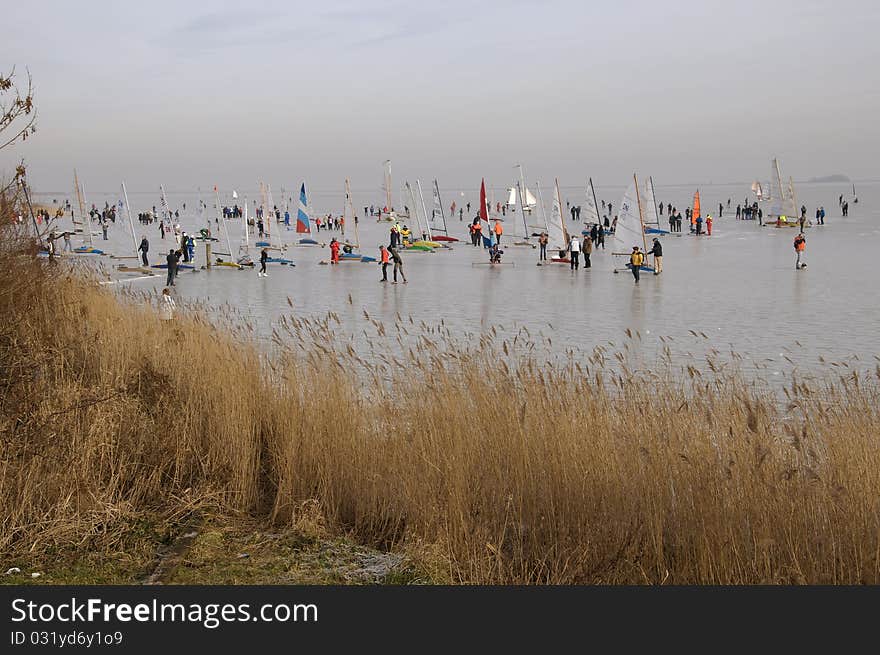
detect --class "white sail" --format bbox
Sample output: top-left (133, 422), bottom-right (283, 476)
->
top-left (404, 181), bottom-right (419, 237)
top-left (507, 187), bottom-right (517, 207)
top-left (642, 176), bottom-right (660, 226)
top-left (121, 182), bottom-right (138, 259)
top-left (416, 180), bottom-right (431, 240)
top-left (524, 188), bottom-right (537, 207)
top-left (383, 160), bottom-right (393, 212)
top-left (768, 158), bottom-right (798, 218)
top-left (547, 179), bottom-right (568, 250)
top-left (583, 177), bottom-right (601, 225)
top-left (768, 158), bottom-right (788, 216)
top-left (613, 178), bottom-right (648, 253)
top-left (431, 180), bottom-right (447, 234)
top-left (344, 178), bottom-right (358, 248)
top-left (751, 181), bottom-right (764, 200)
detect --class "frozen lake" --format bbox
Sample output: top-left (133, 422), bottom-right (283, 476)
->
top-left (35, 179), bottom-right (878, 380)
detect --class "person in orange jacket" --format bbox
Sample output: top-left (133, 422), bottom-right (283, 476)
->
top-left (330, 237), bottom-right (340, 264)
top-left (473, 219), bottom-right (483, 247)
top-left (493, 219), bottom-right (503, 245)
top-left (794, 233), bottom-right (806, 269)
top-left (379, 245), bottom-right (390, 281)
top-left (706, 214), bottom-right (713, 236)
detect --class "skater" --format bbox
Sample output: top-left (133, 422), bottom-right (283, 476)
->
top-left (629, 246), bottom-right (644, 283)
top-left (569, 235), bottom-right (581, 270)
top-left (794, 233), bottom-right (806, 269)
top-left (258, 248), bottom-right (269, 276)
top-left (165, 249), bottom-right (179, 286)
top-left (390, 246), bottom-right (407, 283)
top-left (649, 237), bottom-right (662, 274)
top-left (379, 245), bottom-right (390, 281)
top-left (138, 236), bottom-right (149, 266)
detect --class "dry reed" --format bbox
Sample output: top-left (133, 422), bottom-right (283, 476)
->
top-left (1, 225), bottom-right (878, 584)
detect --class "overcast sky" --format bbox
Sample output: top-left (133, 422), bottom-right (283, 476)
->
top-left (3, 0), bottom-right (878, 193)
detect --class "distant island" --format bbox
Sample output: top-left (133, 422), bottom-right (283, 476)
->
top-left (807, 174), bottom-right (851, 183)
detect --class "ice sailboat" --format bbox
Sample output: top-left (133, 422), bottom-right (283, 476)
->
top-left (72, 171), bottom-right (103, 254)
top-left (642, 176), bottom-right (670, 235)
top-left (765, 158), bottom-right (806, 228)
top-left (429, 180), bottom-right (458, 242)
top-left (612, 174), bottom-right (654, 274)
top-left (546, 179), bottom-right (571, 263)
top-left (296, 182), bottom-right (319, 245)
top-left (339, 178), bottom-right (376, 262)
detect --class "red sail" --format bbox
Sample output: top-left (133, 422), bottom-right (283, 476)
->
top-left (479, 178), bottom-right (488, 222)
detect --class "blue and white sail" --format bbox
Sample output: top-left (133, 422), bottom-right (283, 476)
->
top-left (296, 183), bottom-right (311, 234)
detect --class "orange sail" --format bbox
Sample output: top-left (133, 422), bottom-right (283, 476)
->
top-left (692, 190), bottom-right (701, 226)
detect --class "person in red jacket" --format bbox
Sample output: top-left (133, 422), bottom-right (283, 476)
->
top-left (330, 237), bottom-right (340, 264)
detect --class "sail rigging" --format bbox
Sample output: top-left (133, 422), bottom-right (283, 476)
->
top-left (583, 177), bottom-right (601, 225)
top-left (416, 180), bottom-right (432, 241)
top-left (159, 185), bottom-right (171, 221)
top-left (431, 179), bottom-right (448, 236)
top-left (514, 164), bottom-right (538, 213)
top-left (613, 175), bottom-right (649, 255)
top-left (382, 160), bottom-right (393, 215)
top-left (641, 176), bottom-right (660, 227)
top-left (73, 170), bottom-right (92, 247)
top-left (344, 178), bottom-right (358, 248)
top-left (545, 178), bottom-right (569, 250)
top-left (121, 182), bottom-right (138, 259)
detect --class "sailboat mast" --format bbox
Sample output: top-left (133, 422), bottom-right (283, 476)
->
top-left (258, 181), bottom-right (266, 239)
top-left (555, 178), bottom-right (569, 243)
top-left (345, 178), bottom-right (359, 248)
top-left (79, 178), bottom-right (94, 248)
top-left (537, 180), bottom-right (550, 235)
top-left (434, 179), bottom-right (448, 236)
top-left (789, 177), bottom-right (801, 224)
top-left (242, 196), bottom-right (249, 249)
top-left (633, 173), bottom-right (649, 254)
top-left (405, 182), bottom-right (419, 239)
top-left (222, 209), bottom-right (234, 258)
top-left (383, 160), bottom-right (393, 213)
top-left (416, 179), bottom-right (431, 241)
top-left (214, 186), bottom-right (222, 230)
top-left (160, 185), bottom-right (171, 221)
top-left (70, 168), bottom-right (86, 230)
top-left (517, 181), bottom-right (529, 237)
top-left (774, 158), bottom-right (785, 202)
top-left (517, 164), bottom-right (528, 212)
top-left (648, 176), bottom-right (658, 226)
top-left (589, 177), bottom-right (600, 225)
top-left (121, 182), bottom-right (139, 259)
top-left (266, 183), bottom-right (274, 243)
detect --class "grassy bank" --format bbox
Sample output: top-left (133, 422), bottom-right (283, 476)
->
top-left (1, 227), bottom-right (879, 584)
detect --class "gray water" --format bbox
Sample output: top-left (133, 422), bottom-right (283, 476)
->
top-left (35, 180), bottom-right (878, 380)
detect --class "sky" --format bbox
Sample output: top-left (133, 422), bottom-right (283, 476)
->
top-left (2, 0), bottom-right (879, 195)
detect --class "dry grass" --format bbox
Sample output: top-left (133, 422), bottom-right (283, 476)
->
top-left (1, 220), bottom-right (878, 584)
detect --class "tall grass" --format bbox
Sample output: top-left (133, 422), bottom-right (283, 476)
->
top-left (1, 227), bottom-right (878, 584)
